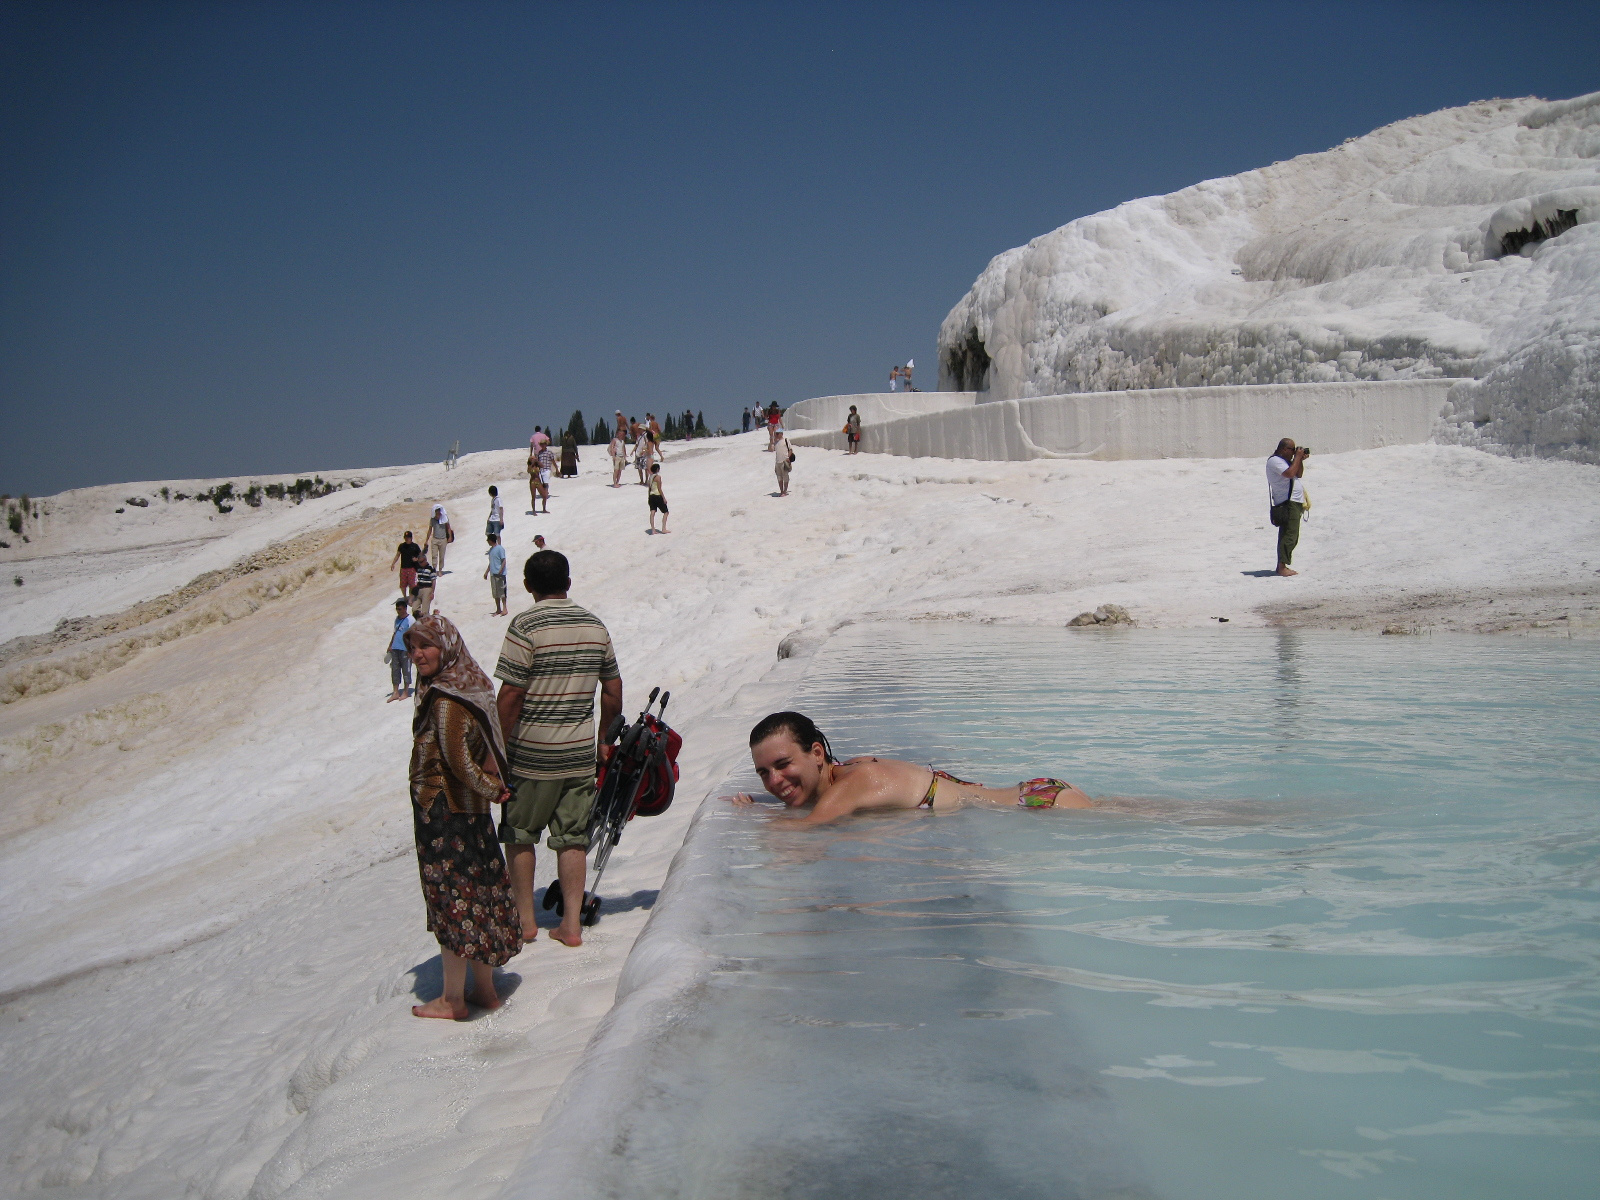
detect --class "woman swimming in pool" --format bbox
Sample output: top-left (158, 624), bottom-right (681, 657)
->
top-left (729, 711), bottom-right (1093, 825)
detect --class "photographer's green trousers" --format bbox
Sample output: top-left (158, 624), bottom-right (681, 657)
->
top-left (1276, 501), bottom-right (1303, 566)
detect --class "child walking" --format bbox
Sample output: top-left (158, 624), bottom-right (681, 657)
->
top-left (484, 532), bottom-right (508, 615)
top-left (648, 463), bottom-right (669, 534)
top-left (486, 486), bottom-right (504, 538)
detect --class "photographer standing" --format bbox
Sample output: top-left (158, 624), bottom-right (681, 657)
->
top-left (1267, 438), bottom-right (1309, 577)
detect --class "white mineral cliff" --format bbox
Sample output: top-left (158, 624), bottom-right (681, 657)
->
top-left (938, 92), bottom-right (1600, 462)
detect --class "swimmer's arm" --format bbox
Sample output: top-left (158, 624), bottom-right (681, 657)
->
top-left (801, 794), bottom-right (860, 825)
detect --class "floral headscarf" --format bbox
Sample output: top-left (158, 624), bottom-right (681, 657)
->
top-left (405, 613), bottom-right (508, 776)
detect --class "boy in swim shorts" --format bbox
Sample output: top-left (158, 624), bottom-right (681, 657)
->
top-left (647, 463), bottom-right (669, 534)
top-left (729, 711), bottom-right (1092, 825)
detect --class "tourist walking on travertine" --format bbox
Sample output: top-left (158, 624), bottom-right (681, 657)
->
top-left (648, 463), bottom-right (669, 534)
top-left (486, 487), bottom-right (504, 540)
top-left (888, 366), bottom-right (901, 392)
top-left (742, 407), bottom-right (751, 433)
top-left (608, 430), bottom-right (628, 487)
top-left (535, 442), bottom-right (556, 513)
top-left (391, 530), bottom-right (423, 597)
top-left (484, 533), bottom-right (508, 616)
top-left (773, 429), bottom-right (794, 496)
top-left (1267, 438), bottom-right (1309, 577)
top-left (424, 505), bottom-right (452, 573)
top-left (766, 401), bottom-right (782, 451)
top-left (386, 598), bottom-right (415, 702)
top-left (903, 358), bottom-right (915, 391)
top-left (412, 561), bottom-right (438, 616)
top-left (526, 439), bottom-right (541, 512)
top-left (560, 431), bottom-right (579, 478)
top-left (494, 550), bottom-right (623, 948)
top-left (405, 613), bottom-right (521, 1018)
top-left (633, 426), bottom-right (651, 485)
top-left (614, 410), bottom-right (628, 440)
top-left (844, 404), bottom-right (862, 454)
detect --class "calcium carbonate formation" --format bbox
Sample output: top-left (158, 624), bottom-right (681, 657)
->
top-left (938, 91), bottom-right (1600, 462)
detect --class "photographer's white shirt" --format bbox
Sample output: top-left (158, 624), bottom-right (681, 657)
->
top-left (1266, 456), bottom-right (1306, 505)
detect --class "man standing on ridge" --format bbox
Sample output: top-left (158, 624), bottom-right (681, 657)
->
top-left (844, 404), bottom-right (862, 454)
top-left (1266, 438), bottom-right (1309, 577)
top-left (494, 550), bottom-right (622, 948)
top-left (390, 530), bottom-right (423, 597)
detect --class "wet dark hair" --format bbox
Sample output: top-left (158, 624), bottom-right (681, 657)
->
top-left (524, 549), bottom-right (571, 595)
top-left (749, 711), bottom-right (834, 762)
top-left (403, 530), bottom-right (413, 539)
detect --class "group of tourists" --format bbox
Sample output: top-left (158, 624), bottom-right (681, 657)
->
top-left (888, 360), bottom-right (915, 391)
top-left (607, 411), bottom-right (661, 488)
top-left (397, 539), bottom-right (1095, 1019)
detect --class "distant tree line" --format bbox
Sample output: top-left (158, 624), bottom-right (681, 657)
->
top-left (562, 410), bottom-right (710, 444)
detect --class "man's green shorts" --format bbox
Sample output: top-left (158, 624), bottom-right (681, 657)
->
top-left (501, 775), bottom-right (596, 851)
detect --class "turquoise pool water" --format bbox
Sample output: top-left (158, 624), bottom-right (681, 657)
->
top-left (520, 626), bottom-right (1600, 1199)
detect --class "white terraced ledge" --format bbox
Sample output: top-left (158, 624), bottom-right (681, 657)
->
top-left (787, 379), bottom-right (1456, 461)
top-left (783, 391), bottom-right (977, 432)
top-left (936, 91), bottom-right (1600, 462)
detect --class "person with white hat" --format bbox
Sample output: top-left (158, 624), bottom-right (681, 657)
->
top-left (423, 504), bottom-right (453, 573)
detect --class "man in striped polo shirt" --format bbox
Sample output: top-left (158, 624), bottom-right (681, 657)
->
top-left (494, 550), bottom-right (623, 948)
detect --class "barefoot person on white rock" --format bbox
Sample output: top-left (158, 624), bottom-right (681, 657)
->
top-left (404, 613), bottom-right (522, 1019)
top-left (494, 551), bottom-right (623, 949)
top-left (729, 711), bottom-right (1092, 825)
top-left (1267, 438), bottom-right (1309, 577)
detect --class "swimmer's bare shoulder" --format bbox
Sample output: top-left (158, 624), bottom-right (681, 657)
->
top-left (804, 758), bottom-right (929, 824)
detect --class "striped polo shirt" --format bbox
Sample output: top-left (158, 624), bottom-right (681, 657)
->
top-left (494, 599), bottom-right (620, 780)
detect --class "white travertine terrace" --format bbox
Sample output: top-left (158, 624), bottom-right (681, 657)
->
top-left (782, 391), bottom-right (977, 432)
top-left (789, 379), bottom-right (1452, 461)
top-left (938, 91), bottom-right (1600, 461)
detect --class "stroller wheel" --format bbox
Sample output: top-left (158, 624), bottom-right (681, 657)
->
top-left (581, 895), bottom-right (602, 926)
top-left (542, 885), bottom-right (562, 914)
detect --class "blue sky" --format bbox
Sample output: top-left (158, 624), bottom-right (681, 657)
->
top-left (3, 0), bottom-right (1596, 495)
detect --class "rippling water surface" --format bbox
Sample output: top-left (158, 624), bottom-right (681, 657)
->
top-left (562, 627), bottom-right (1600, 1199)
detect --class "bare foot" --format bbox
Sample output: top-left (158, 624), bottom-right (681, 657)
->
top-left (520, 925), bottom-right (539, 942)
top-left (472, 992), bottom-right (503, 1011)
top-left (387, 694), bottom-right (400, 703)
top-left (412, 997), bottom-right (468, 1020)
top-left (1276, 565), bottom-right (1298, 577)
top-left (550, 927), bottom-right (583, 948)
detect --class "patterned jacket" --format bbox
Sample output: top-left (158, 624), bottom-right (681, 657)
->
top-left (410, 694), bottom-right (504, 816)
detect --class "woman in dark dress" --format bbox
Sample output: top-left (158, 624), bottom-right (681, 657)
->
top-left (559, 431), bottom-right (579, 477)
top-left (405, 613), bottom-right (523, 1019)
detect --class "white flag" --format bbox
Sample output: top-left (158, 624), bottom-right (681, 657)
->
top-left (906, 358), bottom-right (914, 369)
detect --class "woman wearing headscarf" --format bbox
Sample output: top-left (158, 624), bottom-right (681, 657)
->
top-left (559, 429), bottom-right (579, 478)
top-left (405, 613), bottom-right (523, 1019)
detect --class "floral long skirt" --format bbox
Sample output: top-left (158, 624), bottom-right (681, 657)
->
top-left (413, 802), bottom-right (523, 967)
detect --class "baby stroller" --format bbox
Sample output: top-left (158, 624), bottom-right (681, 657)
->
top-left (544, 687), bottom-right (682, 927)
